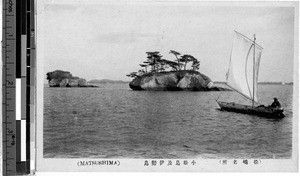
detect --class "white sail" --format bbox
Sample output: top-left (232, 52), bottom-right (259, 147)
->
top-left (226, 31), bottom-right (263, 102)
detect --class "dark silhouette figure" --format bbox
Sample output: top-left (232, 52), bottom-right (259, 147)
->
top-left (270, 97), bottom-right (281, 108)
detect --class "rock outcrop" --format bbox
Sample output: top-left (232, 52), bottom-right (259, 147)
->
top-left (46, 70), bottom-right (95, 87)
top-left (59, 78), bottom-right (87, 87)
top-left (129, 70), bottom-right (230, 91)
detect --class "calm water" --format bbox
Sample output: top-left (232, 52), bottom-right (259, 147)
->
top-left (44, 84), bottom-right (293, 158)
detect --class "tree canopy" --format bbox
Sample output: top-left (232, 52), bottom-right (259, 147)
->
top-left (126, 50), bottom-right (200, 78)
top-left (46, 70), bottom-right (76, 82)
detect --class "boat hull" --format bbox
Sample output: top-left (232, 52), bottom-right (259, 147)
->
top-left (216, 101), bottom-right (285, 118)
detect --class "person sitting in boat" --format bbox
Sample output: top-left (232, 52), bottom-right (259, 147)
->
top-left (270, 97), bottom-right (281, 108)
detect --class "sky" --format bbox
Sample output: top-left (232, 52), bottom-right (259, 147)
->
top-left (42, 1), bottom-right (296, 82)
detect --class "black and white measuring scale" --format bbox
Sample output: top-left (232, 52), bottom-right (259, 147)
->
top-left (2, 0), bottom-right (35, 175)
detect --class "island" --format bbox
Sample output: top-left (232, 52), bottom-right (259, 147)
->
top-left (127, 51), bottom-right (230, 91)
top-left (46, 70), bottom-right (97, 87)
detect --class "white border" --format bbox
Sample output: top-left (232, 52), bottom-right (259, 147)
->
top-left (35, 0), bottom-right (299, 173)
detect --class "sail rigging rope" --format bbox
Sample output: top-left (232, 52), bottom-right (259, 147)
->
top-left (245, 43), bottom-right (254, 101)
top-left (234, 30), bottom-right (263, 49)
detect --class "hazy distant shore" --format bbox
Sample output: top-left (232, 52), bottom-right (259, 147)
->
top-left (214, 82), bottom-right (293, 85)
top-left (88, 79), bottom-right (131, 84)
top-left (44, 81), bottom-right (293, 87)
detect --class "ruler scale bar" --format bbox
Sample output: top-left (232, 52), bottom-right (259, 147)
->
top-left (21, 35), bottom-right (26, 77)
top-left (15, 79), bottom-right (21, 120)
top-left (15, 0), bottom-right (21, 78)
top-left (21, 0), bottom-right (27, 35)
top-left (26, 12), bottom-right (30, 48)
top-left (21, 120), bottom-right (26, 161)
top-left (27, 0), bottom-right (30, 11)
top-left (27, 0), bottom-right (34, 172)
top-left (3, 0), bottom-right (34, 175)
top-left (16, 121), bottom-right (20, 162)
top-left (29, 0), bottom-right (35, 172)
top-left (2, 4), bottom-right (17, 176)
top-left (21, 78), bottom-right (26, 120)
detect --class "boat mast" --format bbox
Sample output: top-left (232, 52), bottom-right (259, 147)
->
top-left (252, 34), bottom-right (256, 107)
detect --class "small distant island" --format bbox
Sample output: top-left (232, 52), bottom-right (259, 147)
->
top-left (88, 79), bottom-right (130, 84)
top-left (46, 70), bottom-right (97, 87)
top-left (127, 50), bottom-right (230, 91)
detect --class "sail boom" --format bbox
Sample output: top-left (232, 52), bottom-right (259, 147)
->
top-left (226, 83), bottom-right (258, 104)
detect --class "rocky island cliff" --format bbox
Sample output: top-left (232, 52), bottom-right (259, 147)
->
top-left (129, 70), bottom-right (228, 91)
top-left (46, 70), bottom-right (96, 87)
top-left (127, 51), bottom-right (230, 91)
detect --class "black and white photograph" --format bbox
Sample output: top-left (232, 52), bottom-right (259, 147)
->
top-left (36, 0), bottom-right (298, 172)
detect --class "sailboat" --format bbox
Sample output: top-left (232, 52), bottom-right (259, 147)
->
top-left (216, 31), bottom-right (284, 118)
